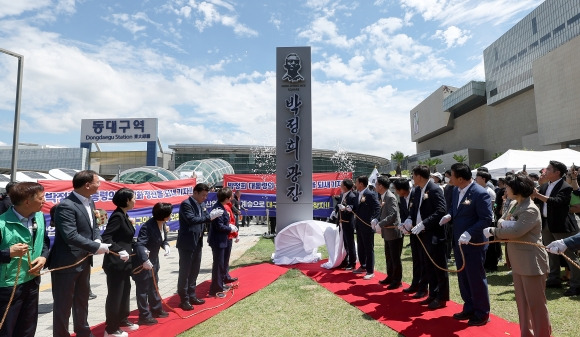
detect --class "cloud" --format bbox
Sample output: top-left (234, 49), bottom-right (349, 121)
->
top-left (0, 0), bottom-right (51, 19)
top-left (400, 0), bottom-right (543, 26)
top-left (106, 13), bottom-right (148, 34)
top-left (298, 17), bottom-right (358, 49)
top-left (433, 25), bottom-right (471, 48)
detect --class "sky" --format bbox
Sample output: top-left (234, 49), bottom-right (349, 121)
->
top-left (0, 0), bottom-right (544, 159)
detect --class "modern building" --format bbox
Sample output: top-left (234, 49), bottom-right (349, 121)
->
top-left (409, 0), bottom-right (580, 172)
top-left (169, 144), bottom-right (389, 178)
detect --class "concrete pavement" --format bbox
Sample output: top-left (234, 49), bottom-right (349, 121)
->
top-left (35, 222), bottom-right (268, 337)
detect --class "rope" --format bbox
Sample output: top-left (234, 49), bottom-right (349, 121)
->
top-left (0, 253), bottom-right (22, 330)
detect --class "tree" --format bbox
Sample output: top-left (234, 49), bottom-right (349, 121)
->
top-left (453, 154), bottom-right (467, 163)
top-left (472, 163), bottom-right (482, 169)
top-left (419, 158), bottom-right (442, 172)
top-left (391, 151), bottom-right (407, 176)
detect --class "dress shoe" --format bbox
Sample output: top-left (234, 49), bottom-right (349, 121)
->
top-left (378, 277), bottom-right (392, 285)
top-left (137, 317), bottom-right (158, 326)
top-left (152, 310), bottom-right (169, 318)
top-left (179, 301), bottom-right (194, 311)
top-left (412, 291), bottom-right (427, 299)
top-left (386, 282), bottom-right (401, 290)
top-left (467, 316), bottom-right (490, 326)
top-left (419, 296), bottom-right (435, 305)
top-left (119, 320), bottom-right (139, 332)
top-left (563, 287), bottom-right (580, 296)
top-left (225, 277), bottom-right (238, 283)
top-left (363, 273), bottom-right (374, 280)
top-left (453, 311), bottom-right (474, 320)
top-left (402, 286), bottom-right (418, 294)
top-left (209, 292), bottom-right (226, 298)
top-left (190, 297), bottom-right (206, 305)
top-left (89, 292), bottom-right (97, 300)
top-left (352, 267), bottom-right (366, 274)
top-left (343, 266), bottom-right (354, 271)
top-left (427, 299), bottom-right (446, 309)
top-left (223, 284), bottom-right (232, 291)
top-left (104, 329), bottom-right (128, 337)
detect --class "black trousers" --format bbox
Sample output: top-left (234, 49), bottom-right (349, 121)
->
top-left (51, 261), bottom-right (92, 337)
top-left (105, 269), bottom-right (132, 332)
top-left (384, 237), bottom-right (404, 283)
top-left (425, 236), bottom-right (450, 301)
top-left (341, 223), bottom-right (356, 267)
top-left (177, 236), bottom-right (203, 301)
top-left (0, 278), bottom-right (40, 337)
top-left (224, 239), bottom-right (233, 280)
top-left (410, 234), bottom-right (428, 291)
top-left (134, 263), bottom-right (162, 320)
top-left (356, 225), bottom-right (375, 274)
top-left (210, 246), bottom-right (226, 295)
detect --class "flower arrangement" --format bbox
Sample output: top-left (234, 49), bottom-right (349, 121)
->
top-left (462, 199), bottom-right (471, 205)
top-left (360, 196), bottom-right (366, 203)
top-left (423, 192), bottom-right (429, 200)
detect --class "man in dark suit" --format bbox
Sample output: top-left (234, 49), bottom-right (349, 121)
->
top-left (348, 175), bottom-right (380, 279)
top-left (373, 176), bottom-right (403, 289)
top-left (176, 183), bottom-right (223, 310)
top-left (48, 170), bottom-right (111, 337)
top-left (446, 163), bottom-right (493, 326)
top-left (335, 178), bottom-right (358, 270)
top-left (532, 160), bottom-right (580, 295)
top-left (394, 179), bottom-right (428, 297)
top-left (401, 165), bottom-right (448, 310)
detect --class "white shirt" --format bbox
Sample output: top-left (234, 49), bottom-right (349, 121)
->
top-left (416, 184), bottom-right (428, 224)
top-left (457, 180), bottom-right (475, 208)
top-left (358, 187), bottom-right (368, 203)
top-left (543, 178), bottom-right (562, 217)
top-left (73, 191), bottom-right (94, 228)
top-left (12, 209), bottom-right (36, 236)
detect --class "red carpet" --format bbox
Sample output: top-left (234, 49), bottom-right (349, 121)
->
top-left (89, 263), bottom-right (287, 337)
top-left (294, 261), bottom-right (521, 337)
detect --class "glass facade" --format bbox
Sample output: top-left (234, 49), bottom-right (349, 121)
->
top-left (174, 159), bottom-right (235, 186)
top-left (0, 147), bottom-right (88, 171)
top-left (484, 0), bottom-right (580, 105)
top-left (170, 144), bottom-right (389, 179)
top-left (116, 166), bottom-right (179, 184)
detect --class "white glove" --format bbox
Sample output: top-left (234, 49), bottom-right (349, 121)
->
top-left (371, 219), bottom-right (378, 227)
top-left (94, 239), bottom-right (102, 243)
top-left (338, 204), bottom-right (346, 211)
top-left (411, 222), bottom-right (425, 235)
top-left (142, 260), bottom-right (153, 270)
top-left (401, 227), bottom-right (410, 235)
top-left (403, 218), bottom-right (413, 231)
top-left (546, 239), bottom-right (567, 254)
top-left (210, 208), bottom-right (224, 220)
top-left (329, 211), bottom-right (337, 219)
top-left (373, 224), bottom-right (381, 234)
top-left (229, 224), bottom-right (239, 233)
top-left (346, 205), bottom-right (353, 212)
top-left (95, 243), bottom-right (111, 255)
top-left (483, 227), bottom-right (494, 239)
top-left (163, 244), bottom-right (171, 256)
top-left (458, 231), bottom-right (471, 245)
top-left (118, 250), bottom-right (130, 262)
top-left (439, 214), bottom-right (451, 226)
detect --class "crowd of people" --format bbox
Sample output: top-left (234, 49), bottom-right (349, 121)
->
top-left (331, 160), bottom-right (580, 337)
top-left (0, 170), bottom-right (241, 337)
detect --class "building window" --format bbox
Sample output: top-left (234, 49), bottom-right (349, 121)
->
top-left (531, 17), bottom-right (537, 34)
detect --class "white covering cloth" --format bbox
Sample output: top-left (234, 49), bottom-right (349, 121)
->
top-left (272, 220), bottom-right (346, 267)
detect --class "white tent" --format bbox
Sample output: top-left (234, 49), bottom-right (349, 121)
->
top-left (478, 149), bottom-right (580, 179)
top-left (272, 219), bottom-right (345, 267)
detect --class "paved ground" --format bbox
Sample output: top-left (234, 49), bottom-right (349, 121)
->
top-left (35, 222), bottom-right (269, 337)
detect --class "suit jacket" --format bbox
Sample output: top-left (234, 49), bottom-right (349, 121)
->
top-left (449, 182), bottom-right (493, 253)
top-left (378, 189), bottom-right (402, 241)
top-left (135, 217), bottom-right (168, 267)
top-left (207, 203), bottom-right (231, 249)
top-left (409, 181), bottom-right (446, 240)
top-left (177, 196), bottom-right (211, 250)
top-left (335, 190), bottom-right (358, 229)
top-left (102, 208), bottom-right (135, 273)
top-left (495, 198), bottom-right (548, 276)
top-left (47, 193), bottom-right (101, 272)
top-left (354, 187), bottom-right (381, 234)
top-left (398, 188), bottom-right (414, 222)
top-left (535, 180), bottom-right (575, 233)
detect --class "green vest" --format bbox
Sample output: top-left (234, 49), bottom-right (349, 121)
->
top-left (0, 209), bottom-right (45, 287)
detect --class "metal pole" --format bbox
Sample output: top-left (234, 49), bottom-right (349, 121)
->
top-left (0, 48), bottom-right (23, 183)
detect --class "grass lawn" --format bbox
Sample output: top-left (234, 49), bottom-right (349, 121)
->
top-left (180, 235), bottom-right (579, 336)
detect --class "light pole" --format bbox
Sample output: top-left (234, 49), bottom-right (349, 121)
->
top-left (0, 48), bottom-right (23, 182)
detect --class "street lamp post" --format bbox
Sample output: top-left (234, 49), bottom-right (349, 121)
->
top-left (0, 48), bottom-right (23, 182)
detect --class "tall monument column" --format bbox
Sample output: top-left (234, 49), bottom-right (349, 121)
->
top-left (275, 47), bottom-right (313, 232)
